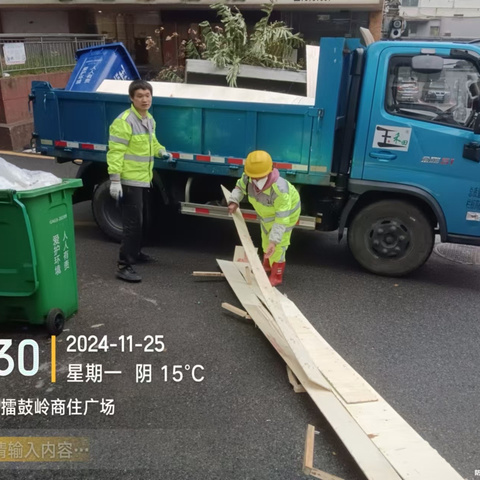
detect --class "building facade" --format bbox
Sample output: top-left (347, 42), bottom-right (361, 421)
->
top-left (0, 0), bottom-right (385, 70)
top-left (400, 0), bottom-right (480, 40)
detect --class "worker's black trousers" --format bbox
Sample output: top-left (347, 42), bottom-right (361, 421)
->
top-left (118, 185), bottom-right (148, 267)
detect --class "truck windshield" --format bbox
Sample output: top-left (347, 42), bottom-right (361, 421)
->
top-left (386, 55), bottom-right (480, 129)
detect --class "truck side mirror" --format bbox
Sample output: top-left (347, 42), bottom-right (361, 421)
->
top-left (412, 55), bottom-right (444, 74)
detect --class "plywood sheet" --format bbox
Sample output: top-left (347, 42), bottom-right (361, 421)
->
top-left (220, 259), bottom-right (463, 480)
top-left (218, 259), bottom-right (402, 480)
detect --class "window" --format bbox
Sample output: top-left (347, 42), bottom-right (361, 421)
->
top-left (385, 56), bottom-right (480, 130)
top-left (402, 0), bottom-right (419, 6)
top-left (430, 26), bottom-right (440, 36)
top-left (408, 23), bottom-right (418, 35)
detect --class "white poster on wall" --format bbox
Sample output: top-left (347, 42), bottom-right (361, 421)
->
top-left (3, 43), bottom-right (26, 65)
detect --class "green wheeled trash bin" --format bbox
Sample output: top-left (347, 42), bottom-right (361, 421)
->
top-left (0, 179), bottom-right (82, 335)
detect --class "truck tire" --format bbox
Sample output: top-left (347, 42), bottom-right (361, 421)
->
top-left (347, 200), bottom-right (434, 276)
top-left (92, 180), bottom-right (123, 243)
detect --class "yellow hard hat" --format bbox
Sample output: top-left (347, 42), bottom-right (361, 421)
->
top-left (244, 150), bottom-right (273, 178)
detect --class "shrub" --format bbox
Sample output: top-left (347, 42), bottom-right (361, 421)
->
top-left (148, 3), bottom-right (305, 87)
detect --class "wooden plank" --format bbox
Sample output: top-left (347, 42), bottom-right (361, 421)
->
top-left (218, 260), bottom-right (294, 361)
top-left (218, 259), bottom-right (402, 480)
top-left (303, 424), bottom-right (316, 470)
top-left (304, 426), bottom-right (346, 480)
top-left (298, 383), bottom-right (402, 480)
top-left (192, 271), bottom-right (225, 277)
top-left (220, 259), bottom-right (464, 480)
top-left (287, 365), bottom-right (306, 393)
top-left (243, 264), bottom-right (253, 285)
top-left (277, 291), bottom-right (378, 405)
top-left (221, 185), bottom-right (331, 391)
top-left (273, 290), bottom-right (464, 479)
top-left (233, 261), bottom-right (286, 342)
top-left (346, 400), bottom-right (464, 480)
top-left (308, 468), bottom-right (345, 480)
top-left (221, 302), bottom-right (251, 320)
top-left (233, 245), bottom-right (250, 263)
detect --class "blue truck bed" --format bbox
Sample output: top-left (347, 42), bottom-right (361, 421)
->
top-left (32, 38), bottom-right (360, 187)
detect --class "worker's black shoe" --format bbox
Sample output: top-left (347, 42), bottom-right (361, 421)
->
top-left (116, 265), bottom-right (142, 283)
top-left (136, 252), bottom-right (155, 264)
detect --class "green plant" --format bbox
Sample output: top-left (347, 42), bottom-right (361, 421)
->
top-left (148, 3), bottom-right (304, 87)
top-left (156, 65), bottom-right (185, 83)
top-left (196, 2), bottom-right (304, 87)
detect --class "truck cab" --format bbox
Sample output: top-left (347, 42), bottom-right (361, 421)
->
top-left (346, 40), bottom-right (480, 274)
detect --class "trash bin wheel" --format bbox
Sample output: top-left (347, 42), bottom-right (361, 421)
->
top-left (46, 309), bottom-right (65, 335)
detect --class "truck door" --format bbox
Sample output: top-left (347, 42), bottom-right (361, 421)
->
top-left (363, 46), bottom-right (480, 240)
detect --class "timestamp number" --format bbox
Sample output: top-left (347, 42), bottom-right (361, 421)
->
top-left (65, 335), bottom-right (165, 353)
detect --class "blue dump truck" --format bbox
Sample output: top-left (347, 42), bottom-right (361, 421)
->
top-left (30, 37), bottom-right (480, 276)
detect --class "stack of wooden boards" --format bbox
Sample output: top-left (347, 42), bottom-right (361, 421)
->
top-left (216, 186), bottom-right (463, 480)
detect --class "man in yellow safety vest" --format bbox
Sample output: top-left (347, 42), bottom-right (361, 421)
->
top-left (228, 150), bottom-right (301, 287)
top-left (107, 79), bottom-right (170, 283)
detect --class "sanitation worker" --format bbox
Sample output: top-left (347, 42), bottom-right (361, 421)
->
top-left (107, 79), bottom-right (171, 283)
top-left (227, 150), bottom-right (301, 286)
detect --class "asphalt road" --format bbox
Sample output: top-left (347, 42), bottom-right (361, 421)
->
top-left (1, 152), bottom-right (480, 480)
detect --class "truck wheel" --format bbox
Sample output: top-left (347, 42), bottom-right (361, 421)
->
top-left (92, 180), bottom-right (123, 243)
top-left (46, 308), bottom-right (65, 335)
top-left (347, 200), bottom-right (434, 276)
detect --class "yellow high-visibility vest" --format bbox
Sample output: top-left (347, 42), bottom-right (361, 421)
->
top-left (231, 173), bottom-right (301, 243)
top-left (107, 105), bottom-right (165, 187)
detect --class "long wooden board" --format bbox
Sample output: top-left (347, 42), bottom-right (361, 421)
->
top-left (278, 292), bottom-right (378, 404)
top-left (275, 291), bottom-right (464, 479)
top-left (221, 185), bottom-right (331, 391)
top-left (220, 258), bottom-right (463, 480)
top-left (218, 259), bottom-right (402, 480)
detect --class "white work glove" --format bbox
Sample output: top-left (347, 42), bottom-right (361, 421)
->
top-left (160, 149), bottom-right (172, 161)
top-left (228, 202), bottom-right (238, 214)
top-left (110, 179), bottom-right (123, 201)
top-left (264, 242), bottom-right (276, 259)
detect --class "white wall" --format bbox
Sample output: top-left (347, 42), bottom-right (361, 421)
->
top-left (441, 17), bottom-right (480, 37)
top-left (420, 0), bottom-right (453, 7)
top-left (452, 0), bottom-right (480, 9)
top-left (401, 0), bottom-right (480, 17)
top-left (1, 10), bottom-right (69, 34)
top-left (408, 17), bottom-right (480, 38)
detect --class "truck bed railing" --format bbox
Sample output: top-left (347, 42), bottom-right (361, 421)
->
top-left (181, 202), bottom-right (317, 230)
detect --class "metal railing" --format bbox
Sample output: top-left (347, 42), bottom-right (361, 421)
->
top-left (0, 34), bottom-right (106, 76)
